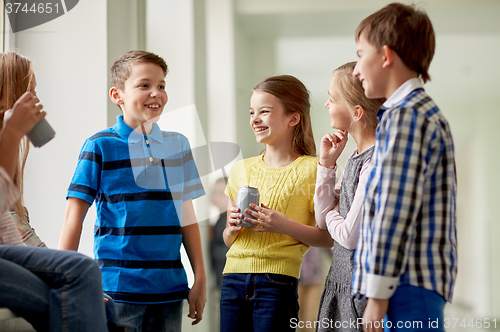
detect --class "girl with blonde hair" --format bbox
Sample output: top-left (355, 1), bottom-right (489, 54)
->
top-left (0, 52), bottom-right (46, 247)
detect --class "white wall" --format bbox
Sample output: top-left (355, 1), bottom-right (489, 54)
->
top-left (16, 0), bottom-right (108, 256)
top-left (106, 0), bottom-right (146, 127)
top-left (426, 33), bottom-right (500, 318)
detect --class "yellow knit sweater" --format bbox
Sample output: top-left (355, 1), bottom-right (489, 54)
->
top-left (223, 154), bottom-right (318, 279)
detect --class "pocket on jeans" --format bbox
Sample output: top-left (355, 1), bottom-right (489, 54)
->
top-left (265, 273), bottom-right (297, 286)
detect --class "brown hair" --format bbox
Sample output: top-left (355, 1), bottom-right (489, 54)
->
top-left (0, 52), bottom-right (34, 220)
top-left (110, 50), bottom-right (168, 91)
top-left (332, 62), bottom-right (385, 131)
top-left (253, 75), bottom-right (316, 157)
top-left (355, 2), bottom-right (435, 83)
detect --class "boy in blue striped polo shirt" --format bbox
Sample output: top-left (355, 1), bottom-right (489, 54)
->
top-left (59, 51), bottom-right (206, 331)
top-left (351, 3), bottom-right (457, 332)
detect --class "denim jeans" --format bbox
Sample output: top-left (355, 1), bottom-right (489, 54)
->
top-left (383, 284), bottom-right (446, 332)
top-left (220, 273), bottom-right (299, 332)
top-left (0, 245), bottom-right (108, 332)
top-left (114, 300), bottom-right (183, 332)
top-left (104, 293), bottom-right (122, 331)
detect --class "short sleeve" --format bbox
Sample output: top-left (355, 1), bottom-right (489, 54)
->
top-left (307, 160), bottom-right (318, 214)
top-left (309, 180), bottom-right (315, 214)
top-left (67, 139), bottom-right (102, 205)
top-left (224, 161), bottom-right (241, 201)
top-left (181, 137), bottom-right (205, 201)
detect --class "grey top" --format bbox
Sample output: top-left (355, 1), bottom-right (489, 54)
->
top-left (339, 146), bottom-right (374, 219)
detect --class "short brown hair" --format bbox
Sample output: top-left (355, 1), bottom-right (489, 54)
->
top-left (253, 75), bottom-right (316, 157)
top-left (110, 51), bottom-right (168, 91)
top-left (333, 62), bottom-right (385, 131)
top-left (355, 2), bottom-right (435, 83)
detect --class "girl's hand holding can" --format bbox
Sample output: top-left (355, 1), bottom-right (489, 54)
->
top-left (226, 206), bottom-right (244, 237)
top-left (244, 203), bottom-right (291, 234)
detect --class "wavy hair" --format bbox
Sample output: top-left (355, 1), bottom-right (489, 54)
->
top-left (0, 52), bottom-right (34, 220)
top-left (253, 75), bottom-right (316, 157)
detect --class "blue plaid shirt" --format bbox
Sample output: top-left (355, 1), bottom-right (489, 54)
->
top-left (352, 78), bottom-right (458, 301)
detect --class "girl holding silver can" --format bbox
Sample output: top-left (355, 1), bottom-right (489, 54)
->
top-left (221, 75), bottom-right (333, 332)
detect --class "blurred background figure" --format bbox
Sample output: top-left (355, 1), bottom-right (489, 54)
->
top-left (208, 177), bottom-right (229, 331)
top-left (298, 247), bottom-right (331, 332)
top-left (209, 177), bottom-right (229, 289)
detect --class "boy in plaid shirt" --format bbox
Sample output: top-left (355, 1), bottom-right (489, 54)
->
top-left (352, 3), bottom-right (458, 331)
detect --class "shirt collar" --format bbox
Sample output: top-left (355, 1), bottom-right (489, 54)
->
top-left (148, 122), bottom-right (163, 144)
top-left (114, 115), bottom-right (134, 140)
top-left (114, 115), bottom-right (163, 144)
top-left (382, 77), bottom-right (424, 109)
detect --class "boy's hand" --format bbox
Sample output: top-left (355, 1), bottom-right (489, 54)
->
top-left (245, 203), bottom-right (290, 234)
top-left (187, 279), bottom-right (206, 325)
top-left (319, 130), bottom-right (348, 169)
top-left (3, 91), bottom-right (45, 140)
top-left (225, 206), bottom-right (243, 237)
top-left (362, 298), bottom-right (389, 332)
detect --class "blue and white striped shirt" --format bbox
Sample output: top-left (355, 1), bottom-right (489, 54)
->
top-left (352, 78), bottom-right (458, 301)
top-left (67, 115), bottom-right (204, 304)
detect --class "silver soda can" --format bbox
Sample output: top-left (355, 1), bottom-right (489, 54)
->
top-left (236, 185), bottom-right (260, 228)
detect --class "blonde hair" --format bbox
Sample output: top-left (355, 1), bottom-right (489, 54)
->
top-left (253, 75), bottom-right (316, 157)
top-left (332, 62), bottom-right (385, 131)
top-left (0, 52), bottom-right (34, 221)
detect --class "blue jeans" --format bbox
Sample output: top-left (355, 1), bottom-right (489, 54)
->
top-left (104, 293), bottom-right (122, 331)
top-left (0, 245), bottom-right (108, 332)
top-left (384, 284), bottom-right (445, 332)
top-left (220, 273), bottom-right (299, 332)
top-left (114, 300), bottom-right (183, 332)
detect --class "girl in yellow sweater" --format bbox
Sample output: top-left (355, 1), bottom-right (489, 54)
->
top-left (221, 75), bottom-right (332, 332)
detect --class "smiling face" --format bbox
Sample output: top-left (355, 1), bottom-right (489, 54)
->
top-left (249, 90), bottom-right (296, 145)
top-left (113, 62), bottom-right (168, 130)
top-left (353, 31), bottom-right (386, 99)
top-left (325, 74), bottom-right (353, 131)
